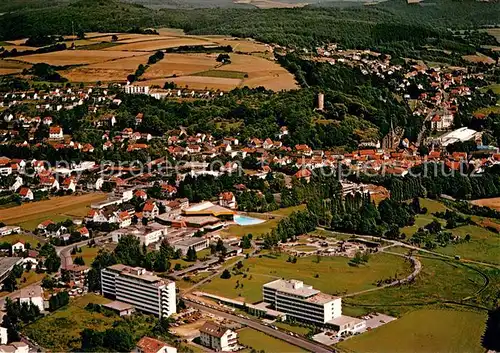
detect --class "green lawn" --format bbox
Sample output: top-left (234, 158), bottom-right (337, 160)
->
top-left (480, 83), bottom-right (500, 94)
top-left (17, 214), bottom-right (70, 231)
top-left (222, 205), bottom-right (306, 238)
top-left (199, 253), bottom-right (412, 303)
top-left (274, 322), bottom-right (311, 336)
top-left (440, 225), bottom-right (500, 265)
top-left (238, 328), bottom-right (307, 353)
top-left (23, 294), bottom-right (158, 351)
top-left (345, 256), bottom-right (486, 317)
top-left (401, 198), bottom-right (448, 236)
top-left (0, 234), bottom-right (46, 247)
top-left (337, 309), bottom-right (487, 353)
top-left (194, 70), bottom-right (246, 79)
top-left (72, 246), bottom-right (100, 265)
top-left (23, 294), bottom-right (114, 351)
top-left (290, 245), bottom-right (318, 252)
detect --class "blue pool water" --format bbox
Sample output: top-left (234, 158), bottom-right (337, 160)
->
top-left (234, 215), bottom-right (266, 226)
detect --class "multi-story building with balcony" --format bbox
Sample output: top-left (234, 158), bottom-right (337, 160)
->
top-left (263, 279), bottom-right (341, 325)
top-left (101, 264), bottom-right (176, 317)
top-left (262, 279), bottom-right (365, 335)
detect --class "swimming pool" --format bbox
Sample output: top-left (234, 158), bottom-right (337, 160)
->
top-left (234, 215), bottom-right (266, 226)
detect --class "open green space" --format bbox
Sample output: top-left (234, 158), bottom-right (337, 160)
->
top-left (337, 309), bottom-right (487, 353)
top-left (290, 245), bottom-right (318, 252)
top-left (23, 294), bottom-right (114, 351)
top-left (0, 234), bottom-right (45, 247)
top-left (480, 83), bottom-right (500, 94)
top-left (193, 70), bottom-right (246, 79)
top-left (71, 246), bottom-right (100, 265)
top-left (345, 256), bottom-right (487, 317)
top-left (238, 328), bottom-right (307, 353)
top-left (222, 205), bottom-right (306, 238)
top-left (23, 293), bottom-right (158, 351)
top-left (199, 253), bottom-right (412, 303)
top-left (438, 225), bottom-right (500, 265)
top-left (274, 322), bottom-right (311, 336)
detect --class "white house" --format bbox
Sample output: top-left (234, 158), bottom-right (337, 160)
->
top-left (49, 126), bottom-right (64, 139)
top-left (18, 187), bottom-right (34, 201)
top-left (11, 241), bottom-right (25, 253)
top-left (199, 321), bottom-right (238, 352)
top-left (16, 285), bottom-right (44, 312)
top-left (0, 327), bottom-right (7, 345)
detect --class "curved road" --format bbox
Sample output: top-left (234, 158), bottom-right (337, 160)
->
top-left (186, 300), bottom-right (333, 353)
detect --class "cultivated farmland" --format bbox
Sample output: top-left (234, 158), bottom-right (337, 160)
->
top-left (0, 193), bottom-right (107, 230)
top-left (8, 50), bottom-right (146, 66)
top-left (1, 31), bottom-right (298, 92)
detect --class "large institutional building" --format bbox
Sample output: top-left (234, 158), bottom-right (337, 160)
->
top-left (101, 264), bottom-right (176, 317)
top-left (263, 279), bottom-right (365, 335)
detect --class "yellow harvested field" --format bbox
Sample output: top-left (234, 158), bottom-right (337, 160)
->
top-left (4, 39), bottom-right (29, 46)
top-left (113, 36), bottom-right (175, 44)
top-left (2, 45), bottom-right (37, 52)
top-left (213, 38), bottom-right (271, 53)
top-left (143, 53), bottom-right (219, 79)
top-left (169, 75), bottom-right (243, 91)
top-left (157, 28), bottom-right (186, 36)
top-left (103, 38), bottom-right (215, 52)
top-left (61, 54), bottom-right (150, 82)
top-left (471, 197), bottom-right (500, 210)
top-left (215, 54), bottom-right (298, 90)
top-left (463, 53), bottom-right (495, 64)
top-left (0, 193), bottom-right (107, 227)
top-left (7, 50), bottom-right (146, 66)
top-left (0, 60), bottom-right (30, 75)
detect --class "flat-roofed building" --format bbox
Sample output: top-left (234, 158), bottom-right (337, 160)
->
top-left (263, 279), bottom-right (341, 324)
top-left (262, 279), bottom-right (365, 335)
top-left (101, 264), bottom-right (176, 317)
top-left (172, 237), bottom-right (209, 255)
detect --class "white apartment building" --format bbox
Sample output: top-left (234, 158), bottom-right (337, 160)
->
top-left (125, 85), bottom-right (150, 95)
top-left (199, 321), bottom-right (238, 352)
top-left (110, 222), bottom-right (168, 246)
top-left (263, 279), bottom-right (341, 325)
top-left (262, 279), bottom-right (365, 335)
top-left (101, 264), bottom-right (176, 317)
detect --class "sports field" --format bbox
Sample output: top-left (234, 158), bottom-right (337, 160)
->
top-left (0, 193), bottom-right (107, 230)
top-left (337, 309), bottom-right (487, 353)
top-left (199, 252), bottom-right (412, 303)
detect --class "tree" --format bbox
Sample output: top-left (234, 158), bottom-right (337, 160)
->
top-left (111, 35), bottom-right (119, 42)
top-left (74, 256), bottom-right (85, 266)
top-left (220, 269), bottom-right (231, 279)
top-left (114, 235), bottom-right (143, 267)
top-left (2, 273), bottom-right (17, 292)
top-left (241, 234), bottom-right (252, 249)
top-left (186, 247), bottom-right (197, 262)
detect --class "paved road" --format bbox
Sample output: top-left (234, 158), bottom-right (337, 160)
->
top-left (342, 251), bottom-right (422, 298)
top-left (185, 300), bottom-right (333, 353)
top-left (56, 235), bottom-right (112, 269)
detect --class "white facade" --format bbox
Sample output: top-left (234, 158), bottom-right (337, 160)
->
top-left (17, 286), bottom-right (44, 312)
top-left (263, 279), bottom-right (342, 324)
top-left (125, 85), bottom-right (150, 95)
top-left (101, 264), bottom-right (176, 317)
top-left (199, 322), bottom-right (238, 352)
top-left (0, 327), bottom-right (7, 345)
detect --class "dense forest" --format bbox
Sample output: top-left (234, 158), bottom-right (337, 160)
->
top-left (0, 0), bottom-right (498, 57)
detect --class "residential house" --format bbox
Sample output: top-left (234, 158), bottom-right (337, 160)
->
top-left (18, 187), bottom-right (34, 201)
top-left (219, 192), bottom-right (237, 210)
top-left (199, 321), bottom-right (238, 352)
top-left (49, 126), bottom-right (63, 139)
top-left (134, 337), bottom-right (177, 353)
top-left (143, 202), bottom-right (160, 219)
top-left (11, 241), bottom-right (25, 253)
